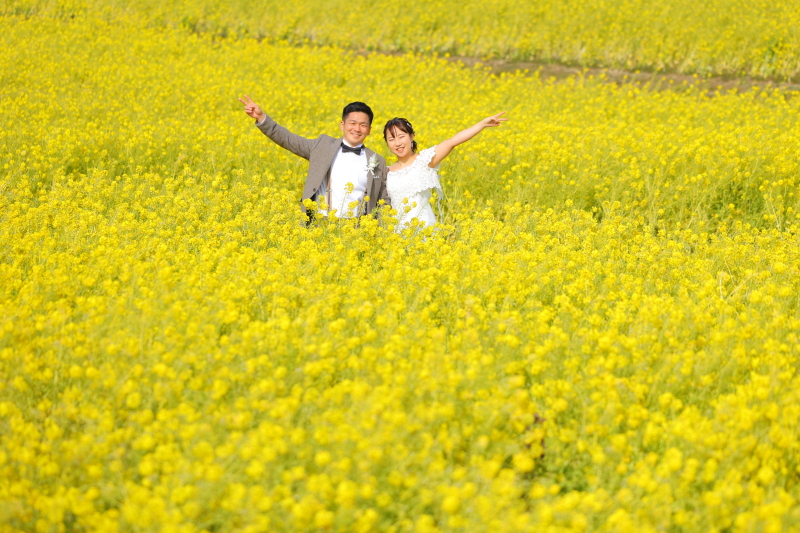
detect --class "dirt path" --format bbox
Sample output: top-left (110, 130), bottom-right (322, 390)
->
top-left (445, 56), bottom-right (800, 94)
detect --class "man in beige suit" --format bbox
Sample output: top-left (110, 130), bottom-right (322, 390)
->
top-left (239, 96), bottom-right (390, 220)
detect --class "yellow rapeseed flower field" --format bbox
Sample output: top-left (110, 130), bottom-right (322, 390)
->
top-left (2, 8), bottom-right (800, 533)
top-left (6, 0), bottom-right (800, 79)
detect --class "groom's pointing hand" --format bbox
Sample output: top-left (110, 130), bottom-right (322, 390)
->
top-left (239, 95), bottom-right (266, 123)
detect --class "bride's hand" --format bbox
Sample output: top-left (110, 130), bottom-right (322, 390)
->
top-left (480, 112), bottom-right (508, 128)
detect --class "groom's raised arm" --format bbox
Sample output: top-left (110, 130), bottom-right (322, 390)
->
top-left (239, 95), bottom-right (319, 161)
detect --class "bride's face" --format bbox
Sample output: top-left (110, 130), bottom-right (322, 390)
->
top-left (385, 127), bottom-right (414, 158)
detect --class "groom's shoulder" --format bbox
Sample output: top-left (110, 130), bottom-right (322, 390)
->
top-left (305, 134), bottom-right (336, 146)
top-left (313, 134), bottom-right (339, 147)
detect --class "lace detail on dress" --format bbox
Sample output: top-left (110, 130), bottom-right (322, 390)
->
top-left (416, 145), bottom-right (439, 169)
top-left (386, 146), bottom-right (443, 206)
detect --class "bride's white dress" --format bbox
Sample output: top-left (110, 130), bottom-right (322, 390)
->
top-left (386, 146), bottom-right (442, 230)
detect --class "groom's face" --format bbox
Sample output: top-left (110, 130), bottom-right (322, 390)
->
top-left (340, 112), bottom-right (372, 146)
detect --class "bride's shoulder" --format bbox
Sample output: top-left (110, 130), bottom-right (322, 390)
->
top-left (418, 145), bottom-right (439, 167)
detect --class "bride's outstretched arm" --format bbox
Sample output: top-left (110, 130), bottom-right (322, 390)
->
top-left (428, 112), bottom-right (507, 167)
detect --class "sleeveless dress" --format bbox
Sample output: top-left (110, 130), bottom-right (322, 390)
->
top-left (386, 146), bottom-right (443, 230)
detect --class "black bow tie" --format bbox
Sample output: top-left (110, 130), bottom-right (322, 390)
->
top-left (341, 144), bottom-right (362, 155)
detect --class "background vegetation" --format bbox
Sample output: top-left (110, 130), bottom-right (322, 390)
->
top-left (2, 3), bottom-right (800, 532)
top-left (4, 0), bottom-right (800, 79)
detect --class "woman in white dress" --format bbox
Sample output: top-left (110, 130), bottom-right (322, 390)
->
top-left (383, 113), bottom-right (507, 230)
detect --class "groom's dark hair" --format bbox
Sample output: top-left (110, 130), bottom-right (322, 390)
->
top-left (342, 102), bottom-right (374, 125)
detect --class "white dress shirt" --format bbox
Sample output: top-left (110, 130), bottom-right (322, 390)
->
top-left (320, 142), bottom-right (369, 218)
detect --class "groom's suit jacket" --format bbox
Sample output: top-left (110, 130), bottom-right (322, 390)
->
top-left (257, 115), bottom-right (390, 215)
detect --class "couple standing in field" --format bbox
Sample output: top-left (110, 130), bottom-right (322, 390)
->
top-left (238, 96), bottom-right (506, 229)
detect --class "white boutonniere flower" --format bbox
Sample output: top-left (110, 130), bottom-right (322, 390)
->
top-left (366, 154), bottom-right (379, 174)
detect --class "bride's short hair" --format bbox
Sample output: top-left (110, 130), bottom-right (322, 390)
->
top-left (383, 118), bottom-right (418, 153)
